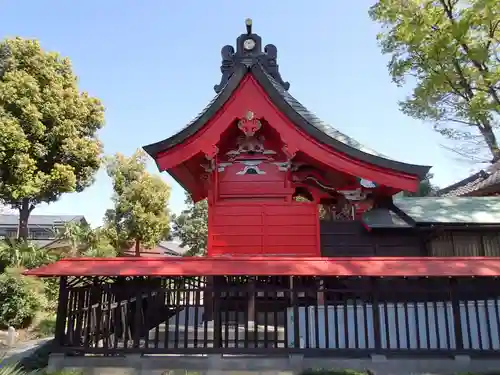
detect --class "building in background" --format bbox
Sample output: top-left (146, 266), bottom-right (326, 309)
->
top-left (438, 163), bottom-right (500, 197)
top-left (0, 214), bottom-right (87, 248)
top-left (122, 237), bottom-right (190, 257)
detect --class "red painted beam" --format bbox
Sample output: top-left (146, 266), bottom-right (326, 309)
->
top-left (23, 256), bottom-right (500, 277)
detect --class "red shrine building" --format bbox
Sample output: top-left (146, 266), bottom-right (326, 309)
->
top-left (142, 21), bottom-right (431, 258)
top-left (25, 19), bottom-right (500, 372)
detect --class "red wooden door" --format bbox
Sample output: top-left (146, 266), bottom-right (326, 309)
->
top-left (209, 202), bottom-right (319, 257)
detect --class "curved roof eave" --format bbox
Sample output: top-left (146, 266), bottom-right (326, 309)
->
top-left (142, 63), bottom-right (431, 180)
top-left (143, 65), bottom-right (249, 159)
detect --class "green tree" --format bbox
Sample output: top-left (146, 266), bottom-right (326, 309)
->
top-left (0, 38), bottom-right (105, 240)
top-left (104, 150), bottom-right (171, 256)
top-left (58, 221), bottom-right (86, 256)
top-left (369, 0), bottom-right (500, 163)
top-left (0, 267), bottom-right (47, 329)
top-left (58, 221), bottom-right (116, 257)
top-left (403, 173), bottom-right (439, 197)
top-left (173, 191), bottom-right (208, 256)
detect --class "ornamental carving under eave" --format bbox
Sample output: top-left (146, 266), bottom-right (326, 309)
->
top-left (226, 111), bottom-right (277, 161)
top-left (238, 111), bottom-right (261, 137)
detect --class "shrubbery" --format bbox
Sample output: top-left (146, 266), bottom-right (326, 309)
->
top-left (0, 268), bottom-right (47, 329)
top-left (0, 234), bottom-right (117, 331)
top-left (0, 240), bottom-right (56, 272)
top-left (42, 278), bottom-right (60, 311)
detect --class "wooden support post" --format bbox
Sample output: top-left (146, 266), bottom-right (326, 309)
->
top-left (290, 276), bottom-right (301, 349)
top-left (54, 277), bottom-right (69, 349)
top-left (450, 278), bottom-right (464, 350)
top-left (213, 277), bottom-right (222, 348)
top-left (317, 278), bottom-right (325, 305)
top-left (247, 276), bottom-right (257, 330)
top-left (371, 277), bottom-right (381, 351)
top-left (204, 276), bottom-right (214, 322)
top-left (248, 277), bottom-right (256, 326)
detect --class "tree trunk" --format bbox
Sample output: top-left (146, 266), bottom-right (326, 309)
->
top-left (135, 239), bottom-right (141, 257)
top-left (479, 125), bottom-right (500, 163)
top-left (17, 199), bottom-right (32, 241)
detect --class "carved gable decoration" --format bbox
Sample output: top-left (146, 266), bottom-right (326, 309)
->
top-left (237, 111), bottom-right (262, 136)
top-left (226, 111), bottom-right (277, 161)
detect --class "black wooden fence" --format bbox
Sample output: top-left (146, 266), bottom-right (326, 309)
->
top-left (53, 275), bottom-right (500, 357)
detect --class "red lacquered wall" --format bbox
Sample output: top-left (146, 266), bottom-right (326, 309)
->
top-left (217, 162), bottom-right (292, 199)
top-left (208, 161), bottom-right (320, 257)
top-left (209, 202), bottom-right (319, 257)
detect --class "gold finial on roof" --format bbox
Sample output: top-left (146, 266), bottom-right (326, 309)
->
top-left (245, 18), bottom-right (252, 34)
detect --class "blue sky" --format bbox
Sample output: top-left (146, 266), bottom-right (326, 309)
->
top-left (0, 0), bottom-right (477, 226)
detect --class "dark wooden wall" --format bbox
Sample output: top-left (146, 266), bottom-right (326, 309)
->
top-left (320, 221), bottom-right (500, 257)
top-left (320, 221), bottom-right (424, 257)
top-left (429, 230), bottom-right (500, 256)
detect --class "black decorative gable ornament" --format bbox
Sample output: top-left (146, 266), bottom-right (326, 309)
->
top-left (214, 19), bottom-right (290, 94)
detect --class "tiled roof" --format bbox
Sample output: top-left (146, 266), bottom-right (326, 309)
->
top-left (144, 63), bottom-right (430, 180)
top-left (362, 196), bottom-right (500, 229)
top-left (394, 197), bottom-right (500, 224)
top-left (362, 208), bottom-right (411, 228)
top-left (158, 240), bottom-right (190, 255)
top-left (0, 214), bottom-right (86, 227)
top-left (262, 70), bottom-right (384, 158)
top-left (438, 169), bottom-right (500, 197)
top-left (472, 170), bottom-right (500, 193)
top-left (122, 239), bottom-right (190, 257)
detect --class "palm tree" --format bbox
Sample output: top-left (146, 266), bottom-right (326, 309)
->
top-left (0, 239), bottom-right (55, 270)
top-left (57, 222), bottom-right (87, 256)
top-left (58, 222), bottom-right (117, 258)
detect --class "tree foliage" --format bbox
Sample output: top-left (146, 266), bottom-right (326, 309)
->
top-left (58, 221), bottom-right (116, 258)
top-left (173, 191), bottom-right (208, 256)
top-left (0, 37), bottom-right (105, 240)
top-left (104, 150), bottom-right (171, 255)
top-left (0, 267), bottom-right (47, 329)
top-left (369, 0), bottom-right (500, 163)
top-left (0, 239), bottom-right (56, 272)
top-left (403, 173), bottom-right (439, 197)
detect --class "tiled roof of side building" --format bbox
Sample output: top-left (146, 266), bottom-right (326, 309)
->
top-left (0, 214), bottom-right (86, 226)
top-left (362, 196), bottom-right (500, 229)
top-left (394, 197), bottom-right (500, 224)
top-left (471, 170), bottom-right (500, 194)
top-left (121, 239), bottom-right (191, 257)
top-left (438, 169), bottom-right (500, 197)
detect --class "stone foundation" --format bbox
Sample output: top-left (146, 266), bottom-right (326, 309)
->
top-left (48, 353), bottom-right (500, 375)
